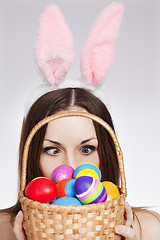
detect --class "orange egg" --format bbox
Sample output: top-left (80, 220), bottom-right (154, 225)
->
top-left (102, 181), bottom-right (120, 201)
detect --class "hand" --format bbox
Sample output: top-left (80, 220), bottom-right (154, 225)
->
top-left (13, 211), bottom-right (27, 240)
top-left (115, 202), bottom-right (136, 240)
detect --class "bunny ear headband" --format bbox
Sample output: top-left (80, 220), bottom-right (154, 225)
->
top-left (25, 2), bottom-right (123, 115)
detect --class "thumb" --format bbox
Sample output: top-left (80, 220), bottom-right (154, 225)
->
top-left (13, 211), bottom-right (26, 240)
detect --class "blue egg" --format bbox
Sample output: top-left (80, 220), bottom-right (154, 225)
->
top-left (65, 179), bottom-right (76, 197)
top-left (50, 197), bottom-right (82, 206)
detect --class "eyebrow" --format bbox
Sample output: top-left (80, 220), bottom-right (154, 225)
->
top-left (44, 139), bottom-right (62, 146)
top-left (81, 138), bottom-right (97, 144)
top-left (44, 138), bottom-right (97, 145)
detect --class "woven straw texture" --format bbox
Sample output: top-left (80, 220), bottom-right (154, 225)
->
top-left (19, 111), bottom-right (127, 240)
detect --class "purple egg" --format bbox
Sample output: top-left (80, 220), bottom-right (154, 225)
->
top-left (51, 165), bottom-right (74, 184)
top-left (90, 186), bottom-right (107, 204)
top-left (75, 176), bottom-right (107, 205)
top-left (75, 176), bottom-right (93, 195)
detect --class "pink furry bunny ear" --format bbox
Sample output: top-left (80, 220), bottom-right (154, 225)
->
top-left (35, 5), bottom-right (74, 86)
top-left (81, 3), bottom-right (123, 86)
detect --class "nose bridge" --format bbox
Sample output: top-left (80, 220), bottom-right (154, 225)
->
top-left (65, 149), bottom-right (77, 169)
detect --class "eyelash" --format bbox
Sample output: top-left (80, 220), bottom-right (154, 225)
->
top-left (80, 145), bottom-right (97, 155)
top-left (43, 145), bottom-right (97, 156)
top-left (43, 146), bottom-right (61, 156)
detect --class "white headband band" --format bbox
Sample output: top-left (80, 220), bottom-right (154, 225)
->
top-left (24, 78), bottom-right (111, 116)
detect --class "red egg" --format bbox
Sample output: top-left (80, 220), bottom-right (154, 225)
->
top-left (25, 177), bottom-right (58, 203)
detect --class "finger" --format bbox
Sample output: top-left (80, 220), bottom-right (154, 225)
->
top-left (115, 225), bottom-right (135, 240)
top-left (124, 202), bottom-right (133, 227)
top-left (13, 211), bottom-right (26, 240)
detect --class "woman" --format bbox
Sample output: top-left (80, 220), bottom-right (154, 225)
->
top-left (0, 87), bottom-right (160, 240)
top-left (0, 3), bottom-right (159, 239)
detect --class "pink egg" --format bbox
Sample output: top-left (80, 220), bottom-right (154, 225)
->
top-left (51, 165), bottom-right (74, 184)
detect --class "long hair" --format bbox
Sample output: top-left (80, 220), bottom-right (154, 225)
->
top-left (1, 88), bottom-right (119, 221)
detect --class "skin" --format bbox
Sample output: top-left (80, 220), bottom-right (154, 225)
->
top-left (13, 108), bottom-right (135, 239)
top-left (40, 113), bottom-right (100, 176)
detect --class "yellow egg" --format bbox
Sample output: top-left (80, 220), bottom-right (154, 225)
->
top-left (102, 181), bottom-right (120, 201)
top-left (76, 169), bottom-right (99, 180)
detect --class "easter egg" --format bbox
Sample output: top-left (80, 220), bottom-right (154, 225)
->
top-left (51, 165), bottom-right (74, 184)
top-left (75, 176), bottom-right (107, 204)
top-left (25, 177), bottom-right (58, 203)
top-left (56, 179), bottom-right (76, 198)
top-left (73, 162), bottom-right (101, 181)
top-left (51, 197), bottom-right (82, 206)
top-left (102, 181), bottom-right (120, 201)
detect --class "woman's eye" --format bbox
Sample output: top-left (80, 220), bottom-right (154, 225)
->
top-left (43, 147), bottom-right (61, 156)
top-left (80, 145), bottom-right (96, 155)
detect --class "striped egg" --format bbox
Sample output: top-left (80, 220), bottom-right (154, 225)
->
top-left (75, 176), bottom-right (107, 204)
top-left (73, 162), bottom-right (101, 181)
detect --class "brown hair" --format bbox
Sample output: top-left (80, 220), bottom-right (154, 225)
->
top-left (1, 87), bottom-right (119, 221)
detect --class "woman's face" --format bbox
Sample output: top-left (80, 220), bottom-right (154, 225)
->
top-left (40, 108), bottom-right (100, 179)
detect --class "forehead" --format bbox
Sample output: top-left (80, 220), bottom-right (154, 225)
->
top-left (44, 116), bottom-right (97, 140)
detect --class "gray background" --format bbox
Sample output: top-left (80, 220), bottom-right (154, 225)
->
top-left (0, 0), bottom-right (160, 213)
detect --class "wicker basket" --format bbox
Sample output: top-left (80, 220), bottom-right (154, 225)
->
top-left (19, 111), bottom-right (127, 240)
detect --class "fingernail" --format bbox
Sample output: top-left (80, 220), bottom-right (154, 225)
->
top-left (125, 202), bottom-right (128, 207)
top-left (115, 226), bottom-right (121, 233)
top-left (17, 211), bottom-right (22, 217)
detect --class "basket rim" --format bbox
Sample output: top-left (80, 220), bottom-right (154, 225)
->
top-left (19, 190), bottom-right (126, 213)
